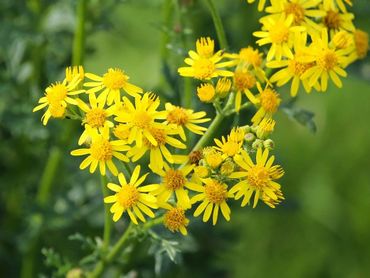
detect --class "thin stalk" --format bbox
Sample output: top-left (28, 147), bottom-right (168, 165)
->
top-left (101, 175), bottom-right (111, 251)
top-left (72, 0), bottom-right (87, 66)
top-left (203, 0), bottom-right (228, 49)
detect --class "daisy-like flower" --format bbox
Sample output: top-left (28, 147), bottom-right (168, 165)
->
top-left (300, 29), bottom-right (350, 91)
top-left (254, 14), bottom-right (306, 61)
top-left (191, 178), bottom-right (233, 225)
top-left (33, 77), bottom-right (84, 125)
top-left (71, 126), bottom-right (130, 176)
top-left (215, 77), bottom-right (232, 98)
top-left (84, 67), bottom-right (143, 105)
top-left (230, 148), bottom-right (284, 208)
top-left (127, 125), bottom-right (186, 173)
top-left (214, 128), bottom-right (245, 158)
top-left (104, 165), bottom-right (159, 223)
top-left (178, 37), bottom-right (234, 80)
top-left (153, 164), bottom-right (199, 209)
top-left (233, 68), bottom-right (258, 112)
top-left (264, 0), bottom-right (326, 34)
top-left (203, 147), bottom-right (224, 169)
top-left (197, 83), bottom-right (216, 103)
top-left (77, 93), bottom-right (115, 145)
top-left (255, 118), bottom-right (276, 139)
top-left (322, 5), bottom-right (355, 36)
top-left (115, 93), bottom-right (167, 148)
top-left (323, 0), bottom-right (352, 13)
top-left (246, 0), bottom-right (268, 12)
top-left (163, 205), bottom-right (189, 235)
top-left (347, 29), bottom-right (369, 64)
top-left (224, 46), bottom-right (265, 81)
top-left (164, 103), bottom-right (210, 140)
top-left (248, 83), bottom-right (281, 124)
top-left (267, 32), bottom-right (317, 96)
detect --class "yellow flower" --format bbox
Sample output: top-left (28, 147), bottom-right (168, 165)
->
top-left (84, 68), bottom-right (143, 105)
top-left (178, 37), bottom-right (233, 80)
top-left (115, 93), bottom-right (167, 148)
top-left (163, 205), bottom-right (189, 235)
top-left (215, 77), bottom-right (232, 98)
top-left (267, 32), bottom-right (317, 96)
top-left (113, 124), bottom-right (131, 141)
top-left (246, 0), bottom-right (267, 12)
top-left (353, 29), bottom-right (369, 59)
top-left (77, 93), bottom-right (115, 145)
top-left (255, 118), bottom-right (276, 139)
top-left (254, 14), bottom-right (305, 61)
top-left (104, 165), bottom-right (159, 223)
top-left (230, 148), bottom-right (284, 208)
top-left (65, 66), bottom-right (84, 84)
top-left (214, 133), bottom-right (244, 158)
top-left (154, 164), bottom-right (199, 209)
top-left (264, 0), bottom-right (326, 34)
top-left (164, 103), bottom-right (210, 140)
top-left (233, 68), bottom-right (257, 112)
top-left (197, 83), bottom-right (216, 102)
top-left (71, 127), bottom-right (130, 176)
top-left (301, 29), bottom-right (350, 91)
top-left (203, 147), bottom-right (224, 169)
top-left (33, 77), bottom-right (83, 125)
top-left (127, 125), bottom-right (186, 173)
top-left (249, 83), bottom-right (281, 124)
top-left (191, 178), bottom-right (233, 225)
top-left (322, 6), bottom-right (355, 35)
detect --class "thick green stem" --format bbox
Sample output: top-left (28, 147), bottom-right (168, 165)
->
top-left (72, 0), bottom-right (87, 66)
top-left (204, 0), bottom-right (228, 49)
top-left (101, 175), bottom-right (111, 251)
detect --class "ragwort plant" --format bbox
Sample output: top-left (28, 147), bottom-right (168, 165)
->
top-left (32, 0), bottom-right (368, 276)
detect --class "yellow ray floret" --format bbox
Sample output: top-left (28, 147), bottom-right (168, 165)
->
top-left (71, 126), bottom-right (130, 176)
top-left (104, 165), bottom-right (159, 223)
top-left (84, 67), bottom-right (143, 105)
top-left (229, 148), bottom-right (284, 208)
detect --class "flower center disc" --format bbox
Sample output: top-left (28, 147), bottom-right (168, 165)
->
top-left (270, 23), bottom-right (289, 44)
top-left (117, 185), bottom-right (139, 209)
top-left (285, 3), bottom-right (305, 24)
top-left (193, 58), bottom-right (215, 79)
top-left (260, 89), bottom-right (280, 113)
top-left (167, 107), bottom-right (189, 125)
top-left (164, 208), bottom-right (186, 232)
top-left (205, 180), bottom-right (227, 204)
top-left (324, 10), bottom-right (341, 30)
top-left (234, 71), bottom-right (256, 91)
top-left (90, 138), bottom-right (113, 161)
top-left (317, 50), bottom-right (338, 71)
top-left (164, 169), bottom-right (186, 190)
top-left (103, 69), bottom-right (127, 90)
top-left (86, 108), bottom-right (106, 128)
top-left (47, 84), bottom-right (68, 103)
top-left (247, 166), bottom-right (270, 189)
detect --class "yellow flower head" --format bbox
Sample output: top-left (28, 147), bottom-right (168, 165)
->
top-left (197, 83), bottom-right (216, 103)
top-left (300, 29), bottom-right (350, 91)
top-left (164, 103), bottom-right (210, 140)
top-left (255, 118), bottom-right (276, 139)
top-left (154, 164), bottom-right (200, 209)
top-left (354, 29), bottom-right (369, 59)
top-left (322, 6), bottom-right (355, 35)
top-left (268, 32), bottom-right (316, 96)
top-left (163, 205), bottom-right (190, 235)
top-left (71, 126), bottom-right (130, 176)
top-left (77, 93), bottom-right (115, 145)
top-left (215, 77), bottom-right (232, 98)
top-left (127, 124), bottom-right (186, 173)
top-left (115, 93), bottom-right (167, 148)
top-left (246, 0), bottom-right (267, 12)
top-left (104, 165), bottom-right (159, 223)
top-left (214, 132), bottom-right (243, 158)
top-left (254, 14), bottom-right (305, 61)
top-left (250, 83), bottom-right (281, 124)
top-left (84, 68), bottom-right (143, 105)
top-left (233, 68), bottom-right (257, 112)
top-left (203, 147), bottom-right (224, 169)
top-left (33, 77), bottom-right (83, 125)
top-left (230, 148), bottom-right (284, 208)
top-left (264, 0), bottom-right (326, 33)
top-left (113, 124), bottom-right (131, 141)
top-left (178, 37), bottom-right (234, 80)
top-left (191, 178), bottom-right (233, 225)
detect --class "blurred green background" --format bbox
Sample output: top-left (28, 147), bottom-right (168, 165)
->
top-left (1, 0), bottom-right (370, 277)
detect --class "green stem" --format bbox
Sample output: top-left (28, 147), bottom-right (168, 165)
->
top-left (72, 0), bottom-right (87, 66)
top-left (89, 216), bottom-right (164, 278)
top-left (204, 0), bottom-right (228, 49)
top-left (101, 175), bottom-right (111, 252)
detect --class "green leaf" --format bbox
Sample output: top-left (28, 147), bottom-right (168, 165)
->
top-left (282, 105), bottom-right (317, 134)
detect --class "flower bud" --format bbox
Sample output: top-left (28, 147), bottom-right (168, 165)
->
top-left (194, 166), bottom-right (209, 178)
top-left (263, 139), bottom-right (275, 150)
top-left (252, 139), bottom-right (264, 150)
top-left (197, 83), bottom-right (215, 103)
top-left (244, 132), bottom-right (256, 143)
top-left (220, 160), bottom-right (235, 176)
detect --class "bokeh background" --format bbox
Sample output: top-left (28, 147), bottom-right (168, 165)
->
top-left (1, 0), bottom-right (370, 277)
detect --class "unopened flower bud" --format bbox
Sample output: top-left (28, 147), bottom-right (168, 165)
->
top-left (194, 166), bottom-right (209, 178)
top-left (252, 139), bottom-right (264, 149)
top-left (197, 83), bottom-right (215, 103)
top-left (220, 160), bottom-right (235, 176)
top-left (244, 132), bottom-right (256, 143)
top-left (263, 139), bottom-right (275, 150)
